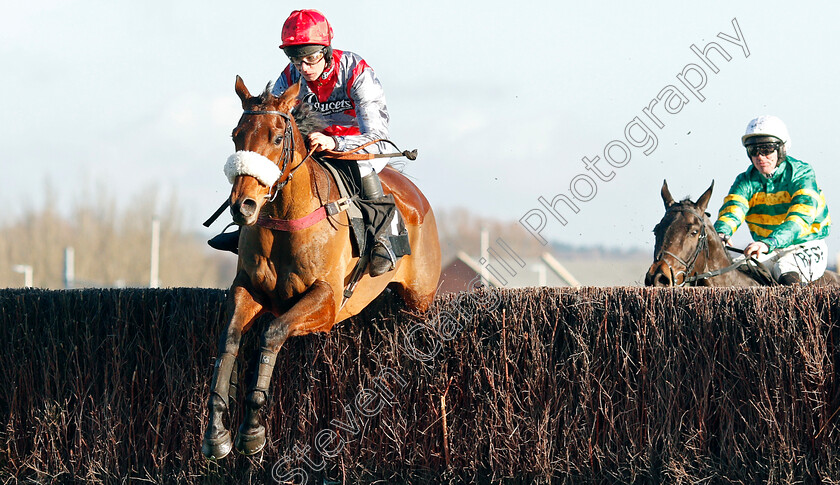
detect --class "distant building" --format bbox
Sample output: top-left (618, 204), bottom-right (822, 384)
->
top-left (438, 252), bottom-right (580, 294)
top-left (436, 228), bottom-right (651, 293)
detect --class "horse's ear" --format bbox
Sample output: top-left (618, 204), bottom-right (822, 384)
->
top-left (661, 179), bottom-right (675, 208)
top-left (696, 180), bottom-right (715, 213)
top-left (235, 75), bottom-right (251, 107)
top-left (277, 81), bottom-right (301, 112)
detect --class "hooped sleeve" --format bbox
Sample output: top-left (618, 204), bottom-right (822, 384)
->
top-left (714, 173), bottom-right (751, 237)
top-left (334, 65), bottom-right (391, 153)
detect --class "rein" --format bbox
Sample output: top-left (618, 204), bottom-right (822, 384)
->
top-left (683, 254), bottom-right (746, 284)
top-left (688, 245), bottom-right (792, 285)
top-left (235, 111), bottom-right (417, 232)
top-left (242, 109), bottom-right (353, 232)
top-left (203, 109), bottom-right (306, 227)
top-left (203, 109), bottom-right (416, 230)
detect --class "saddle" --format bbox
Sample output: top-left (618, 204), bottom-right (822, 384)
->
top-left (735, 258), bottom-right (777, 286)
top-left (727, 246), bottom-right (801, 286)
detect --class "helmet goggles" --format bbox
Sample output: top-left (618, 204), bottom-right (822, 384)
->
top-left (288, 49), bottom-right (325, 67)
top-left (746, 143), bottom-right (780, 158)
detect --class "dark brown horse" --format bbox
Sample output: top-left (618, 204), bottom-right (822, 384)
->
top-left (202, 77), bottom-right (441, 459)
top-left (645, 180), bottom-right (839, 287)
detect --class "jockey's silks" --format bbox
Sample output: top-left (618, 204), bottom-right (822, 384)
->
top-left (715, 155), bottom-right (831, 250)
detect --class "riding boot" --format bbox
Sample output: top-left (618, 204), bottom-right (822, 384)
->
top-left (208, 228), bottom-right (240, 254)
top-left (778, 271), bottom-right (803, 286)
top-left (361, 172), bottom-right (397, 277)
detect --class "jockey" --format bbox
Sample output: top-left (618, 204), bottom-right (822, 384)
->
top-left (272, 8), bottom-right (398, 276)
top-left (210, 9), bottom-right (400, 277)
top-left (714, 115), bottom-right (831, 285)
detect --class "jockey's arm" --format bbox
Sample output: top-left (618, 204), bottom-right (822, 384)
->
top-left (333, 68), bottom-right (390, 154)
top-left (713, 174), bottom-right (751, 239)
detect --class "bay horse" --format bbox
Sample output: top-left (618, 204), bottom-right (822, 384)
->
top-left (202, 76), bottom-right (441, 459)
top-left (644, 180), bottom-right (840, 287)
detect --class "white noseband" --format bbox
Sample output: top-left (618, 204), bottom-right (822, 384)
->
top-left (224, 150), bottom-right (281, 186)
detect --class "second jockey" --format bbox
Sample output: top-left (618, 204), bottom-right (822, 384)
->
top-left (714, 115), bottom-right (832, 284)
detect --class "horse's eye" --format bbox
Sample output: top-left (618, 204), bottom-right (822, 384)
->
top-left (691, 230), bottom-right (699, 236)
top-left (274, 135), bottom-right (283, 146)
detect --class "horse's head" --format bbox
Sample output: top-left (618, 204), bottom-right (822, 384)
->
top-left (645, 180), bottom-right (715, 287)
top-left (224, 76), bottom-right (302, 226)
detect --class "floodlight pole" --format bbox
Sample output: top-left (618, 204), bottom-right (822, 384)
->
top-left (150, 218), bottom-right (160, 288)
top-left (64, 247), bottom-right (75, 289)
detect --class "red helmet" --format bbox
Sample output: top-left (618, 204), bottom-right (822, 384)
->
top-left (280, 9), bottom-right (333, 48)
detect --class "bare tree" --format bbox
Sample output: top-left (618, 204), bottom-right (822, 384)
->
top-left (0, 183), bottom-right (231, 288)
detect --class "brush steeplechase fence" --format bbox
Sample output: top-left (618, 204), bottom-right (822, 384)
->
top-left (2, 286), bottom-right (840, 483)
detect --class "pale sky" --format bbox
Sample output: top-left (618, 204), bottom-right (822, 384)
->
top-left (3, 1), bottom-right (840, 256)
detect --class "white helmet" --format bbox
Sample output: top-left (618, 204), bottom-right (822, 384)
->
top-left (741, 115), bottom-right (791, 151)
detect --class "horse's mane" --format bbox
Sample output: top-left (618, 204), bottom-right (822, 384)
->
top-left (291, 103), bottom-right (327, 138)
top-left (257, 83), bottom-right (327, 138)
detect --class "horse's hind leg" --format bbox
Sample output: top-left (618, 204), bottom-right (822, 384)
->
top-left (202, 284), bottom-right (263, 460)
top-left (392, 281), bottom-right (437, 313)
top-left (235, 280), bottom-right (337, 455)
top-left (392, 217), bottom-right (441, 313)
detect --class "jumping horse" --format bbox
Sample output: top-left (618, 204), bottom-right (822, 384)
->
top-left (202, 76), bottom-right (441, 459)
top-left (645, 180), bottom-right (840, 287)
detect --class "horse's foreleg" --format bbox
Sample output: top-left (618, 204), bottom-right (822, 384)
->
top-left (203, 284), bottom-right (263, 460)
top-left (235, 280), bottom-right (336, 455)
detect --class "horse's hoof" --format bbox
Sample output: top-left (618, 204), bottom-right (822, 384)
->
top-left (234, 425), bottom-right (266, 456)
top-left (202, 430), bottom-right (233, 460)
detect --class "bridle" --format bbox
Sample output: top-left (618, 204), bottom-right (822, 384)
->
top-left (242, 109), bottom-right (313, 201)
top-left (653, 205), bottom-right (709, 286)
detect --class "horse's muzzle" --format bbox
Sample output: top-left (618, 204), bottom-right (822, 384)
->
top-left (645, 261), bottom-right (674, 287)
top-left (231, 197), bottom-right (258, 225)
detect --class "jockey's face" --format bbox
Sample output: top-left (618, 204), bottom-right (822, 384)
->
top-left (751, 149), bottom-right (778, 176)
top-left (295, 54), bottom-right (326, 82)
